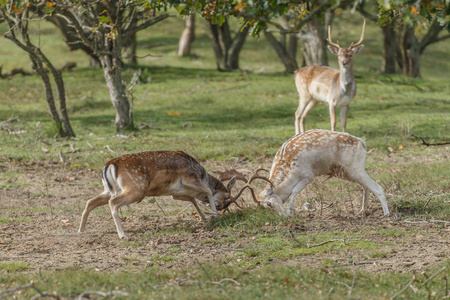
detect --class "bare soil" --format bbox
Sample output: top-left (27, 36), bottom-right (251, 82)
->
top-left (0, 159), bottom-right (448, 274)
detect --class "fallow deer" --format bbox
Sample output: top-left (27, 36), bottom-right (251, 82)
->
top-left (258, 129), bottom-right (390, 216)
top-left (294, 19), bottom-right (366, 134)
top-left (79, 150), bottom-right (250, 239)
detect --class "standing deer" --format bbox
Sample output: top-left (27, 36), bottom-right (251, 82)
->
top-left (78, 151), bottom-right (250, 239)
top-left (294, 19), bottom-right (366, 134)
top-left (258, 129), bottom-right (390, 217)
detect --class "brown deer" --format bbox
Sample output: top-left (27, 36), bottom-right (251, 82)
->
top-left (258, 129), bottom-right (390, 216)
top-left (78, 151), bottom-right (254, 239)
top-left (294, 19), bottom-right (366, 134)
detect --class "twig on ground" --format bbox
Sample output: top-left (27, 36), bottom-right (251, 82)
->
top-left (411, 135), bottom-right (450, 147)
top-left (155, 199), bottom-right (168, 217)
top-left (349, 268), bottom-right (357, 296)
top-left (0, 283), bottom-right (60, 300)
top-left (58, 151), bottom-right (65, 163)
top-left (177, 204), bottom-right (192, 215)
top-left (404, 220), bottom-right (450, 224)
top-left (104, 145), bottom-right (114, 153)
top-left (391, 275), bottom-right (417, 299)
top-left (75, 290), bottom-right (129, 300)
top-left (38, 268), bottom-right (44, 282)
top-left (195, 258), bottom-right (211, 279)
top-left (288, 229), bottom-right (353, 248)
top-left (419, 267), bottom-right (447, 287)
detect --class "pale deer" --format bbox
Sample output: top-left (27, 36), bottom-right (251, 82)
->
top-left (258, 129), bottom-right (390, 216)
top-left (294, 19), bottom-right (366, 134)
top-left (78, 150), bottom-right (250, 239)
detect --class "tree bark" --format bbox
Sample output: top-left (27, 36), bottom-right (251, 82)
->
top-left (99, 54), bottom-right (133, 132)
top-left (298, 18), bottom-right (328, 67)
top-left (178, 14), bottom-right (195, 57)
top-left (38, 49), bottom-right (75, 137)
top-left (29, 53), bottom-right (64, 135)
top-left (205, 19), bottom-right (249, 71)
top-left (264, 30), bottom-right (298, 73)
top-left (124, 32), bottom-right (138, 65)
top-left (381, 26), bottom-right (403, 74)
top-left (402, 26), bottom-right (421, 78)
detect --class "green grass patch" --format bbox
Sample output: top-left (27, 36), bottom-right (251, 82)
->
top-left (0, 261), bottom-right (30, 272)
top-left (207, 208), bottom-right (302, 232)
top-left (0, 217), bottom-right (35, 223)
top-left (0, 262), bottom-right (448, 299)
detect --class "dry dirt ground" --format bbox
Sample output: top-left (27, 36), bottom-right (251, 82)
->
top-left (0, 159), bottom-right (448, 275)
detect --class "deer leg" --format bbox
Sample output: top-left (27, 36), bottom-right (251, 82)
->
top-left (173, 195), bottom-right (207, 222)
top-left (299, 101), bottom-right (317, 134)
top-left (329, 103), bottom-right (337, 131)
top-left (79, 192), bottom-right (110, 233)
top-left (340, 106), bottom-right (349, 132)
top-left (180, 178), bottom-right (218, 216)
top-left (360, 186), bottom-right (370, 214)
top-left (295, 97), bottom-right (310, 134)
top-left (286, 177), bottom-right (313, 216)
top-left (108, 190), bottom-right (145, 239)
top-left (348, 172), bottom-right (390, 216)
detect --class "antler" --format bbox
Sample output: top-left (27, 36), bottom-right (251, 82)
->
top-left (349, 18), bottom-right (366, 49)
top-left (229, 168), bottom-right (274, 206)
top-left (327, 23), bottom-right (341, 49)
top-left (214, 168), bottom-right (249, 183)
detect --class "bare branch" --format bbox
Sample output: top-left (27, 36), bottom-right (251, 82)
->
top-left (289, 229), bottom-right (355, 248)
top-left (391, 275), bottom-right (417, 299)
top-left (411, 135), bottom-right (450, 146)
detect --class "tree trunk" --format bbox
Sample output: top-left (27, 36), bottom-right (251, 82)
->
top-left (37, 48), bottom-right (75, 137)
top-left (287, 34), bottom-right (297, 62)
top-left (0, 7), bottom-right (75, 137)
top-left (99, 54), bottom-right (133, 132)
top-left (381, 26), bottom-right (402, 74)
top-left (205, 19), bottom-right (249, 71)
top-left (29, 54), bottom-right (64, 135)
top-left (298, 18), bottom-right (328, 67)
top-left (124, 32), bottom-right (137, 65)
top-left (178, 14), bottom-right (195, 57)
top-left (402, 26), bottom-right (421, 78)
top-left (264, 30), bottom-right (298, 73)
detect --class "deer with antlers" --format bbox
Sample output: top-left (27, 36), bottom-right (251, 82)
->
top-left (258, 129), bottom-right (390, 217)
top-left (78, 151), bottom-right (264, 239)
top-left (294, 19), bottom-right (366, 134)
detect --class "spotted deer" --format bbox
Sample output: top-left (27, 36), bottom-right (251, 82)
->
top-left (78, 151), bottom-right (247, 239)
top-left (258, 129), bottom-right (390, 216)
top-left (294, 19), bottom-right (366, 134)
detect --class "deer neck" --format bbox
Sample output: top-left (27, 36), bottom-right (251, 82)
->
top-left (268, 176), bottom-right (296, 204)
top-left (205, 173), bottom-right (226, 194)
top-left (339, 66), bottom-right (355, 92)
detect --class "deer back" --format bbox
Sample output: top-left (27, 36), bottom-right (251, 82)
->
top-left (103, 151), bottom-right (226, 199)
top-left (269, 129), bottom-right (365, 187)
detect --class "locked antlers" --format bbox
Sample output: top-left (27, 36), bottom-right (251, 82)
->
top-left (215, 168), bottom-right (274, 207)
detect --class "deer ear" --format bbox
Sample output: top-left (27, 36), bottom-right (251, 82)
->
top-left (352, 45), bottom-right (364, 55)
top-left (226, 176), bottom-right (236, 191)
top-left (327, 45), bottom-right (339, 55)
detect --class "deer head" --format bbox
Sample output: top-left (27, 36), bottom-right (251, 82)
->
top-left (327, 18), bottom-right (366, 68)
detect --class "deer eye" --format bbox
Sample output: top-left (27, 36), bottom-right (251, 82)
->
top-left (267, 202), bottom-right (272, 207)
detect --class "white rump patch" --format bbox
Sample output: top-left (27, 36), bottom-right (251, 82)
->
top-left (102, 165), bottom-right (123, 197)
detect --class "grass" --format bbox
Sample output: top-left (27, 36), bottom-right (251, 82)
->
top-left (0, 10), bottom-right (449, 300)
top-left (0, 262), bottom-right (448, 299)
top-left (0, 262), bottom-right (30, 273)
